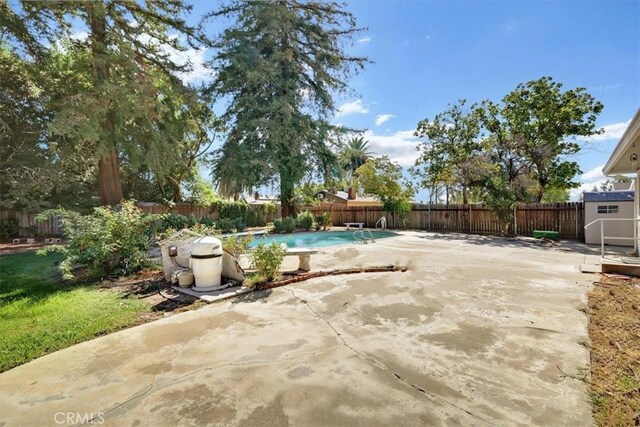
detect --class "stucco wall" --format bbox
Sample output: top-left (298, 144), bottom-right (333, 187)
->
top-left (585, 201), bottom-right (635, 246)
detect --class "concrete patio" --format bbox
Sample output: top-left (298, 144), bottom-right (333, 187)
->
top-left (0, 232), bottom-right (594, 426)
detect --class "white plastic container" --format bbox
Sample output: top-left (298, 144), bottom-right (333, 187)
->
top-left (190, 236), bottom-right (224, 292)
top-left (177, 271), bottom-right (195, 288)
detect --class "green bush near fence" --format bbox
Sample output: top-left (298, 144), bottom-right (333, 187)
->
top-left (295, 211), bottom-right (314, 231)
top-left (0, 218), bottom-right (19, 239)
top-left (314, 213), bottom-right (332, 231)
top-left (273, 217), bottom-right (296, 233)
top-left (37, 201), bottom-right (153, 279)
top-left (247, 202), bottom-right (278, 227)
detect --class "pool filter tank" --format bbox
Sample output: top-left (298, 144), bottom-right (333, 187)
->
top-left (190, 236), bottom-right (225, 292)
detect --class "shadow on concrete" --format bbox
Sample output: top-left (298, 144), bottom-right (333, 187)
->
top-left (413, 231), bottom-right (591, 253)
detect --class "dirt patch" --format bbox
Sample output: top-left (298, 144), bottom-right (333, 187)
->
top-left (588, 274), bottom-right (640, 426)
top-left (97, 269), bottom-right (204, 321)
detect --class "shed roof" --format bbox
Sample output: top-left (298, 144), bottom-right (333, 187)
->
top-left (320, 190), bottom-right (380, 203)
top-left (583, 191), bottom-right (635, 202)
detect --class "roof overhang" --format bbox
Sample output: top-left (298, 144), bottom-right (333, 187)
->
top-left (603, 108), bottom-right (640, 175)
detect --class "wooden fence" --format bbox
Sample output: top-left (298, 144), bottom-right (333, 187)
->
top-left (307, 202), bottom-right (585, 240)
top-left (135, 202), bottom-right (214, 218)
top-left (1, 201), bottom-right (585, 241)
top-left (0, 210), bottom-right (62, 237)
top-left (0, 201), bottom-right (279, 239)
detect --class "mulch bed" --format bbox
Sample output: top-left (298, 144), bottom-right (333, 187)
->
top-left (97, 270), bottom-right (204, 321)
top-left (588, 274), bottom-right (640, 426)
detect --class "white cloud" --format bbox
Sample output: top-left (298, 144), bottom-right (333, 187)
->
top-left (170, 45), bottom-right (210, 83)
top-left (65, 30), bottom-right (211, 84)
top-left (581, 164), bottom-right (606, 182)
top-left (363, 129), bottom-right (420, 166)
top-left (569, 164), bottom-right (605, 201)
top-left (375, 114), bottom-right (395, 126)
top-left (336, 100), bottom-right (369, 117)
top-left (588, 83), bottom-right (621, 91)
top-left (357, 36), bottom-right (372, 44)
top-left (585, 120), bottom-right (631, 142)
top-left (145, 34), bottom-right (210, 84)
top-left (424, 35), bottom-right (431, 41)
top-left (70, 31), bottom-right (88, 42)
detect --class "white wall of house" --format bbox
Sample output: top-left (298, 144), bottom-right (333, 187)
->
top-left (585, 200), bottom-right (635, 246)
top-left (633, 168), bottom-right (640, 256)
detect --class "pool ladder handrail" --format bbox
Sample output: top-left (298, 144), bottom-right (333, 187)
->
top-left (375, 216), bottom-right (387, 230)
top-left (353, 228), bottom-right (375, 244)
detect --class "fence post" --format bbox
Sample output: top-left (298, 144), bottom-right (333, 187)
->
top-left (469, 204), bottom-right (472, 234)
top-left (513, 205), bottom-right (518, 236)
top-left (575, 203), bottom-right (579, 240)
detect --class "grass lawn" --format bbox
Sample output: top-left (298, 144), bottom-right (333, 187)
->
top-left (0, 251), bottom-right (150, 372)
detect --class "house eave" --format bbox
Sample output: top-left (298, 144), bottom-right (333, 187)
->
top-left (603, 108), bottom-right (640, 175)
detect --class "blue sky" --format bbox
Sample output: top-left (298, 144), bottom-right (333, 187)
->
top-left (186, 0), bottom-right (640, 201)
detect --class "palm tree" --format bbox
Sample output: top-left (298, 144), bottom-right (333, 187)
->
top-left (341, 136), bottom-right (373, 176)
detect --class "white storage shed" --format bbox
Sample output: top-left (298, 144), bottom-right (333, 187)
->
top-left (584, 191), bottom-right (635, 246)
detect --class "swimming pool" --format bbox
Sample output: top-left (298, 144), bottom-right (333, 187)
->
top-left (247, 230), bottom-right (399, 249)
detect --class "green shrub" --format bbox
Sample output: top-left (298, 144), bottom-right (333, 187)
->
top-left (189, 223), bottom-right (219, 237)
top-left (247, 203), bottom-right (278, 227)
top-left (198, 216), bottom-right (216, 227)
top-left (0, 218), bottom-right (19, 239)
top-left (216, 218), bottom-right (236, 234)
top-left (251, 242), bottom-right (286, 281)
top-left (222, 234), bottom-right (252, 258)
top-left (160, 213), bottom-right (189, 230)
top-left (273, 217), bottom-right (296, 233)
top-left (296, 211), bottom-right (314, 231)
top-left (314, 213), bottom-right (332, 230)
top-left (186, 214), bottom-right (199, 228)
top-left (213, 199), bottom-right (250, 222)
top-left (37, 201), bottom-right (152, 279)
top-left (232, 217), bottom-right (247, 232)
top-left (141, 214), bottom-right (164, 240)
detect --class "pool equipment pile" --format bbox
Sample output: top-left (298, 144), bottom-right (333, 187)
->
top-left (190, 236), bottom-right (227, 292)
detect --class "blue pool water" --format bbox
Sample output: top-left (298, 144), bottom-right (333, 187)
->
top-left (248, 230), bottom-right (399, 249)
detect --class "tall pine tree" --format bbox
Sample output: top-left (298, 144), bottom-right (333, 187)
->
top-left (207, 0), bottom-right (367, 216)
top-left (5, 1), bottom-right (206, 205)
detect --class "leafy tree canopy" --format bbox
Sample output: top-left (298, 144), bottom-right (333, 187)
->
top-left (356, 156), bottom-right (414, 215)
top-left (207, 0), bottom-right (368, 216)
top-left (3, 0), bottom-right (212, 207)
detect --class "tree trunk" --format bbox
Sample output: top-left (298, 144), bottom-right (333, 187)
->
top-left (91, 4), bottom-right (123, 206)
top-left (462, 184), bottom-right (468, 205)
top-left (324, 162), bottom-right (331, 187)
top-left (280, 170), bottom-right (296, 218)
top-left (98, 150), bottom-right (123, 206)
top-left (169, 178), bottom-right (182, 203)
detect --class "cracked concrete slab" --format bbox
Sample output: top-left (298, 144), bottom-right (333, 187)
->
top-left (0, 232), bottom-right (592, 426)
